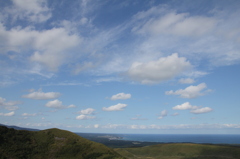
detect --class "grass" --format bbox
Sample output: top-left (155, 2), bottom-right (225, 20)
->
top-left (115, 143), bottom-right (240, 159)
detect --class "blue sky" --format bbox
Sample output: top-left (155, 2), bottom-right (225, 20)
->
top-left (0, 0), bottom-right (240, 134)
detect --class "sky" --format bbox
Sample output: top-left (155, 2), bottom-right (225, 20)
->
top-left (0, 0), bottom-right (240, 134)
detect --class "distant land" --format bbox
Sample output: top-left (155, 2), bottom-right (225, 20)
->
top-left (0, 123), bottom-right (39, 131)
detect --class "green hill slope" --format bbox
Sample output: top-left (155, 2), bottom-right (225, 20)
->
top-left (115, 143), bottom-right (240, 159)
top-left (0, 126), bottom-right (124, 159)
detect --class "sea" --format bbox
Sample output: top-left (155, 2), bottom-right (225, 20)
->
top-left (119, 134), bottom-right (240, 144)
top-left (77, 132), bottom-right (240, 144)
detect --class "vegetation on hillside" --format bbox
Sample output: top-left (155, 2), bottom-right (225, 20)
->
top-left (115, 143), bottom-right (240, 159)
top-left (0, 126), bottom-right (124, 159)
top-left (1, 125), bottom-right (240, 159)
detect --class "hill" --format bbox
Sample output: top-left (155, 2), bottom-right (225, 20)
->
top-left (115, 143), bottom-right (240, 159)
top-left (0, 126), bottom-right (124, 159)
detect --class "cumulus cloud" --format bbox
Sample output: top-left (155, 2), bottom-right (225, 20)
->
top-left (0, 111), bottom-right (15, 116)
top-left (127, 53), bottom-right (192, 84)
top-left (110, 93), bottom-right (131, 100)
top-left (165, 83), bottom-right (210, 98)
top-left (78, 108), bottom-right (95, 115)
top-left (172, 102), bottom-right (199, 110)
top-left (45, 99), bottom-right (75, 109)
top-left (76, 114), bottom-right (96, 120)
top-left (172, 102), bottom-right (213, 114)
top-left (190, 107), bottom-right (213, 114)
top-left (0, 24), bottom-right (81, 71)
top-left (22, 90), bottom-right (61, 100)
top-left (158, 110), bottom-right (168, 119)
top-left (102, 103), bottom-right (127, 111)
top-left (178, 78), bottom-right (195, 84)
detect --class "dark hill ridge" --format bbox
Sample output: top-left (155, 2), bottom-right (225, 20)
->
top-left (0, 126), bottom-right (124, 159)
top-left (0, 123), bottom-right (39, 131)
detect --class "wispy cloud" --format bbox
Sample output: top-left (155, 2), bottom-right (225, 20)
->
top-left (0, 97), bottom-right (21, 110)
top-left (0, 111), bottom-right (15, 116)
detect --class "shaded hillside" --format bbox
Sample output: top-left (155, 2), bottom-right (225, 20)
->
top-left (115, 143), bottom-right (240, 159)
top-left (0, 126), bottom-right (124, 159)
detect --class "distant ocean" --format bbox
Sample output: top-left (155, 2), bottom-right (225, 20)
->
top-left (119, 134), bottom-right (240, 144)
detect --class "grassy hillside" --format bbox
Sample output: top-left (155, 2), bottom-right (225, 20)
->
top-left (0, 126), bottom-right (124, 159)
top-left (115, 143), bottom-right (240, 159)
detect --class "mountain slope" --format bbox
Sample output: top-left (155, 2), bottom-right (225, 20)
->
top-left (0, 126), bottom-right (124, 159)
top-left (115, 143), bottom-right (240, 159)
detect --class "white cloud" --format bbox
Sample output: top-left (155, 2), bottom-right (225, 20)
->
top-left (22, 113), bottom-right (37, 116)
top-left (158, 110), bottom-right (168, 119)
top-left (131, 115), bottom-right (147, 120)
top-left (94, 124), bottom-right (99, 128)
top-left (45, 99), bottom-right (64, 109)
top-left (172, 102), bottom-right (199, 110)
top-left (110, 93), bottom-right (131, 100)
top-left (102, 103), bottom-right (127, 111)
top-left (161, 110), bottom-right (168, 116)
top-left (97, 123), bottom-right (240, 130)
top-left (67, 104), bottom-right (76, 108)
top-left (0, 24), bottom-right (81, 71)
top-left (0, 111), bottom-right (14, 116)
top-left (173, 102), bottom-right (213, 114)
top-left (76, 114), bottom-right (95, 120)
top-left (178, 78), bottom-right (195, 84)
top-left (133, 7), bottom-right (217, 36)
top-left (4, 106), bottom-right (19, 111)
top-left (190, 107), bottom-right (213, 114)
top-left (78, 108), bottom-right (95, 115)
top-left (0, 97), bottom-right (21, 110)
top-left (72, 62), bottom-right (95, 75)
top-left (131, 4), bottom-right (240, 68)
top-left (45, 99), bottom-right (75, 109)
top-left (5, 0), bottom-right (51, 23)
top-left (165, 83), bottom-right (210, 98)
top-left (171, 112), bottom-right (179, 116)
top-left (0, 97), bottom-right (19, 106)
top-left (127, 53), bottom-right (192, 84)
top-left (22, 90), bottom-right (61, 100)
